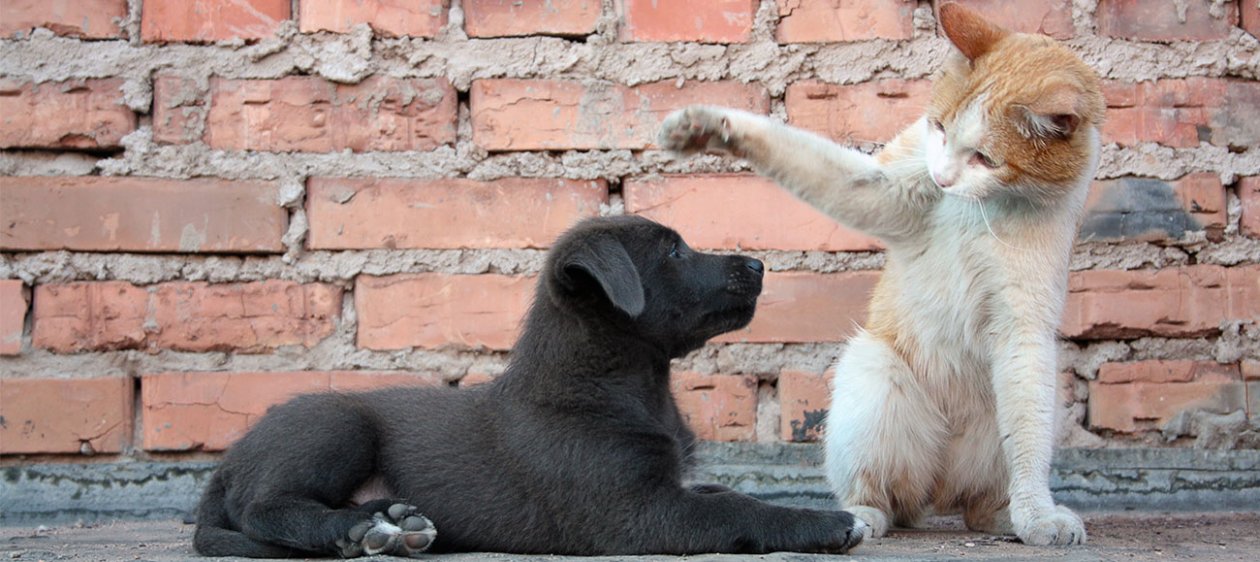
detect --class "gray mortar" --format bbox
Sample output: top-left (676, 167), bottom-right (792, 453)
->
top-left (3, 445), bottom-right (1258, 525)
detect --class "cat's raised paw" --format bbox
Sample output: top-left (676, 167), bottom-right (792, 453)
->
top-left (1016, 505), bottom-right (1086, 546)
top-left (657, 106), bottom-right (738, 156)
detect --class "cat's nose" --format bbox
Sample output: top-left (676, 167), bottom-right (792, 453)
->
top-left (933, 172), bottom-right (955, 188)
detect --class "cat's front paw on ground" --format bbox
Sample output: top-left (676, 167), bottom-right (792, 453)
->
top-left (1016, 505), bottom-right (1086, 546)
top-left (657, 106), bottom-right (738, 156)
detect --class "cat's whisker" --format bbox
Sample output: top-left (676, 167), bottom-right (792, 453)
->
top-left (973, 197), bottom-right (1023, 250)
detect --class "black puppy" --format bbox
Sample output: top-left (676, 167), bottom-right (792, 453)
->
top-left (193, 215), bottom-right (865, 557)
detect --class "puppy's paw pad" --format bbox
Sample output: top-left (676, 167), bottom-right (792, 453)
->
top-left (1017, 506), bottom-right (1086, 546)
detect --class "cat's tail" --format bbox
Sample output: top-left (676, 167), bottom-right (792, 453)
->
top-left (192, 472), bottom-right (300, 558)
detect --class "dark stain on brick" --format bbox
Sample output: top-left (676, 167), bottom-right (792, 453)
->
top-left (790, 408), bottom-right (828, 442)
top-left (1080, 178), bottom-right (1202, 242)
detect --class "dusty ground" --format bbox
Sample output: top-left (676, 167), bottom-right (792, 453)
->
top-left (2, 512), bottom-right (1257, 562)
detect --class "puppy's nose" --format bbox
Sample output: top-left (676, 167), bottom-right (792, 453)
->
top-left (743, 258), bottom-right (764, 274)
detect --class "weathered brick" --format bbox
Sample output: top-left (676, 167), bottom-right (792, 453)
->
top-left (0, 280), bottom-right (27, 355)
top-left (151, 76), bottom-right (205, 145)
top-left (0, 176), bottom-right (286, 253)
top-left (718, 271), bottom-right (879, 344)
top-left (1097, 360), bottom-right (1239, 384)
top-left (620, 0), bottom-right (757, 43)
top-left (0, 78), bottom-right (135, 149)
top-left (1105, 79), bottom-right (1260, 149)
top-left (0, 0), bottom-right (127, 39)
top-left (1088, 361), bottom-right (1244, 432)
top-left (299, 0), bottom-right (448, 38)
top-left (0, 377), bottom-right (132, 455)
top-left (1242, 177), bottom-right (1260, 238)
top-left (33, 281), bottom-right (341, 353)
top-left (1079, 173), bottom-right (1227, 243)
top-left (189, 76), bottom-right (457, 152)
top-left (356, 274), bottom-right (533, 351)
top-left (776, 0), bottom-right (915, 43)
top-left (141, 371), bottom-right (443, 451)
top-left (1244, 0), bottom-right (1260, 39)
top-left (464, 0), bottom-right (600, 38)
top-left (778, 370), bottom-right (831, 442)
top-left (457, 371), bottom-right (497, 387)
top-left (306, 177), bottom-right (607, 250)
top-left (933, 0), bottom-right (1073, 39)
top-left (1061, 265), bottom-right (1260, 339)
top-left (624, 174), bottom-right (881, 252)
top-left (671, 372), bottom-right (758, 442)
top-left (142, 0), bottom-right (290, 43)
top-left (785, 79), bottom-right (931, 145)
top-left (471, 79), bottom-right (768, 151)
top-left (1097, 0), bottom-right (1237, 42)
top-left (1244, 361), bottom-right (1260, 381)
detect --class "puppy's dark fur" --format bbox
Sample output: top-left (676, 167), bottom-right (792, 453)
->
top-left (194, 216), bottom-right (864, 557)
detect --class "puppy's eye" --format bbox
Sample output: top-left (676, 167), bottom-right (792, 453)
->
top-left (668, 243), bottom-right (682, 259)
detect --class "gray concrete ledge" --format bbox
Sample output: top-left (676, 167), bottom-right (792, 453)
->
top-left (3, 444), bottom-right (1258, 525)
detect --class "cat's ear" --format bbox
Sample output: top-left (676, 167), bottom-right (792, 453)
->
top-left (1017, 80), bottom-right (1085, 139)
top-left (939, 2), bottom-right (1011, 61)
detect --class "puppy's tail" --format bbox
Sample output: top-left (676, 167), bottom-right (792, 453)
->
top-left (192, 472), bottom-right (299, 558)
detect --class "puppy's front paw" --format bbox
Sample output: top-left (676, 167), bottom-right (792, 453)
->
top-left (657, 106), bottom-right (740, 156)
top-left (1016, 505), bottom-right (1086, 546)
top-left (338, 503), bottom-right (437, 558)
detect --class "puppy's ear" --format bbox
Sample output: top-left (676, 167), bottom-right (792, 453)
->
top-left (556, 236), bottom-right (645, 317)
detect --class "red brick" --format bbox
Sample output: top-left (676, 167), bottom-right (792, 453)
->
top-left (1104, 79), bottom-right (1260, 149)
top-left (1244, 361), bottom-right (1260, 381)
top-left (1102, 78), bottom-right (1223, 147)
top-left (299, 0), bottom-right (447, 38)
top-left (778, 370), bottom-right (831, 442)
top-left (933, 0), bottom-right (1073, 39)
top-left (464, 0), bottom-right (600, 38)
top-left (776, 0), bottom-right (914, 43)
top-left (151, 76), bottom-right (204, 145)
top-left (458, 371), bottom-right (497, 387)
top-left (1061, 265), bottom-right (1260, 339)
top-left (0, 377), bottom-right (132, 454)
top-left (718, 271), bottom-right (879, 344)
top-left (620, 0), bottom-right (757, 43)
top-left (0, 78), bottom-right (135, 150)
top-left (33, 281), bottom-right (342, 353)
top-left (0, 176), bottom-right (286, 253)
top-left (671, 372), bottom-right (758, 442)
top-left (1242, 178), bottom-right (1260, 238)
top-left (306, 177), bottom-right (607, 250)
top-left (0, 280), bottom-right (27, 355)
top-left (1097, 0), bottom-right (1238, 42)
top-left (1097, 360), bottom-right (1239, 384)
top-left (355, 274), bottom-right (533, 351)
top-left (785, 79), bottom-right (931, 145)
top-left (624, 174), bottom-right (881, 252)
top-left (471, 79), bottom-right (768, 151)
top-left (1243, 0), bottom-right (1260, 39)
top-left (141, 0), bottom-right (290, 43)
top-left (141, 371), bottom-right (443, 451)
top-left (1088, 361), bottom-right (1244, 432)
top-left (0, 0), bottom-right (127, 38)
top-left (1080, 173), bottom-right (1227, 243)
top-left (179, 76), bottom-right (457, 152)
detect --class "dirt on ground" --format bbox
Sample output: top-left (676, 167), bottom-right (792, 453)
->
top-left (2, 512), bottom-right (1257, 562)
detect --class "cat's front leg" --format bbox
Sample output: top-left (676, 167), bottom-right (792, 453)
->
top-left (991, 329), bottom-right (1086, 546)
top-left (659, 106), bottom-right (932, 242)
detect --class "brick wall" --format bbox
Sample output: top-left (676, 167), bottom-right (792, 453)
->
top-left (1, 1), bottom-right (1258, 462)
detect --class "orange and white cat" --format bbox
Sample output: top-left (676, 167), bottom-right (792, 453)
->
top-left (658, 3), bottom-right (1103, 547)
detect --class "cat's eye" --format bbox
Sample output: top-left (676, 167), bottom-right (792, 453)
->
top-left (971, 151), bottom-right (999, 169)
top-left (930, 119), bottom-right (945, 133)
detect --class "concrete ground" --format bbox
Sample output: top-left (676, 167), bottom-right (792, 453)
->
top-left (2, 511), bottom-right (1258, 562)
